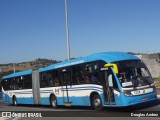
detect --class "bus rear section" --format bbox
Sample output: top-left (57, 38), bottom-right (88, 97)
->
top-left (1, 69), bottom-right (41, 105)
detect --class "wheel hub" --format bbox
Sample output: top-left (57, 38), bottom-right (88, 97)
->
top-left (52, 100), bottom-right (56, 106)
top-left (94, 98), bottom-right (101, 107)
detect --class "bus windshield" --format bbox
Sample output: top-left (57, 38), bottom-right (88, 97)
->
top-left (115, 60), bottom-right (154, 88)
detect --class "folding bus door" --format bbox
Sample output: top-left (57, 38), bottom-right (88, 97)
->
top-left (59, 68), bottom-right (72, 106)
top-left (101, 68), bottom-right (116, 105)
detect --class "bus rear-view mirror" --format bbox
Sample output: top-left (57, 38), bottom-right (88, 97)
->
top-left (105, 64), bottom-right (118, 74)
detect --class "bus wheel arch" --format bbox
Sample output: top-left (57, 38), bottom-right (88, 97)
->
top-left (49, 94), bottom-right (58, 109)
top-left (90, 92), bottom-right (103, 111)
top-left (12, 95), bottom-right (17, 106)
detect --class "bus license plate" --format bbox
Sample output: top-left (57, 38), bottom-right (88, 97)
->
top-left (131, 88), bottom-right (153, 96)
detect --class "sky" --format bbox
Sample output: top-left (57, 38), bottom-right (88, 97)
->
top-left (0, 0), bottom-right (160, 64)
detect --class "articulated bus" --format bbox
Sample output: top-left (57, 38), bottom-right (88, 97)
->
top-left (1, 52), bottom-right (157, 110)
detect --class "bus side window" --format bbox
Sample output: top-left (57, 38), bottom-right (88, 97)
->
top-left (23, 75), bottom-right (32, 89)
top-left (2, 79), bottom-right (11, 90)
top-left (47, 71), bottom-right (53, 87)
top-left (10, 78), bottom-right (18, 90)
top-left (40, 72), bottom-right (49, 88)
top-left (71, 65), bottom-right (85, 85)
top-left (49, 70), bottom-right (59, 87)
top-left (18, 76), bottom-right (24, 89)
top-left (85, 62), bottom-right (100, 84)
top-left (59, 67), bottom-right (73, 86)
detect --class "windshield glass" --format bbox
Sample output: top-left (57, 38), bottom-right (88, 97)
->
top-left (115, 60), bottom-right (154, 88)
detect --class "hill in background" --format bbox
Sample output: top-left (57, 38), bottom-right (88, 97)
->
top-left (1, 52), bottom-right (160, 79)
top-left (0, 58), bottom-right (60, 80)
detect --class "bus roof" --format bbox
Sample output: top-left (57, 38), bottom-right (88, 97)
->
top-left (2, 69), bottom-right (32, 79)
top-left (2, 52), bottom-right (138, 79)
top-left (40, 52), bottom-right (138, 72)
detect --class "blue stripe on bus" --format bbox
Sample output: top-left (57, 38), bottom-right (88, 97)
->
top-left (12, 86), bottom-right (103, 95)
top-left (61, 86), bottom-right (103, 92)
top-left (61, 88), bottom-right (103, 93)
top-left (60, 87), bottom-right (102, 90)
top-left (40, 90), bottom-right (53, 93)
top-left (69, 86), bottom-right (102, 89)
top-left (13, 92), bottom-right (32, 94)
top-left (40, 90), bottom-right (53, 91)
top-left (14, 90), bottom-right (32, 92)
top-left (40, 92), bottom-right (53, 93)
top-left (61, 86), bottom-right (103, 89)
top-left (13, 92), bottom-right (53, 94)
top-left (61, 87), bottom-right (103, 92)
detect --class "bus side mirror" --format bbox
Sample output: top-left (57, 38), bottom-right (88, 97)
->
top-left (105, 64), bottom-right (118, 74)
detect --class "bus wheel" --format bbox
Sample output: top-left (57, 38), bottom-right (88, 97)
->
top-left (92, 94), bottom-right (103, 111)
top-left (13, 96), bottom-right (17, 106)
top-left (50, 95), bottom-right (58, 108)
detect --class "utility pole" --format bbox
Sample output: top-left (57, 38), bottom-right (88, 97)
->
top-left (13, 62), bottom-right (15, 73)
top-left (65, 0), bottom-right (71, 60)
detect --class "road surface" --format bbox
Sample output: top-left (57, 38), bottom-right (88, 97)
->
top-left (0, 98), bottom-right (160, 120)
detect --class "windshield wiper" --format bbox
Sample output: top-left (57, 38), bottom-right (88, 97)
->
top-left (131, 76), bottom-right (138, 89)
top-left (139, 76), bottom-right (151, 86)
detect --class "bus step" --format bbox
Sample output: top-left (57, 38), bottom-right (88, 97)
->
top-left (64, 102), bottom-right (72, 107)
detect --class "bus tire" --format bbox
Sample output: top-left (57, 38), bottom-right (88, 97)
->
top-left (13, 96), bottom-right (17, 106)
top-left (92, 94), bottom-right (103, 111)
top-left (50, 95), bottom-right (58, 109)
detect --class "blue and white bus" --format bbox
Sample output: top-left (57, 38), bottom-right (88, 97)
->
top-left (1, 52), bottom-right (157, 110)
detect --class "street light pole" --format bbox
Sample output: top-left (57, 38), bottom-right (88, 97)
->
top-left (13, 62), bottom-right (15, 73)
top-left (65, 0), bottom-right (71, 61)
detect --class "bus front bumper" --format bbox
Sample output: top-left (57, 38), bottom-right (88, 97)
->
top-left (121, 92), bottom-right (157, 106)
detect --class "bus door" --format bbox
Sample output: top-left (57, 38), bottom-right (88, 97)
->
top-left (101, 68), bottom-right (116, 105)
top-left (60, 68), bottom-right (72, 106)
top-left (32, 69), bottom-right (41, 105)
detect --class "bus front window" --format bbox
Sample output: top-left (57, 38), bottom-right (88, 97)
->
top-left (115, 60), bottom-right (154, 88)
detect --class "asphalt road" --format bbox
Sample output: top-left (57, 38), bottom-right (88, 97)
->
top-left (0, 98), bottom-right (160, 120)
